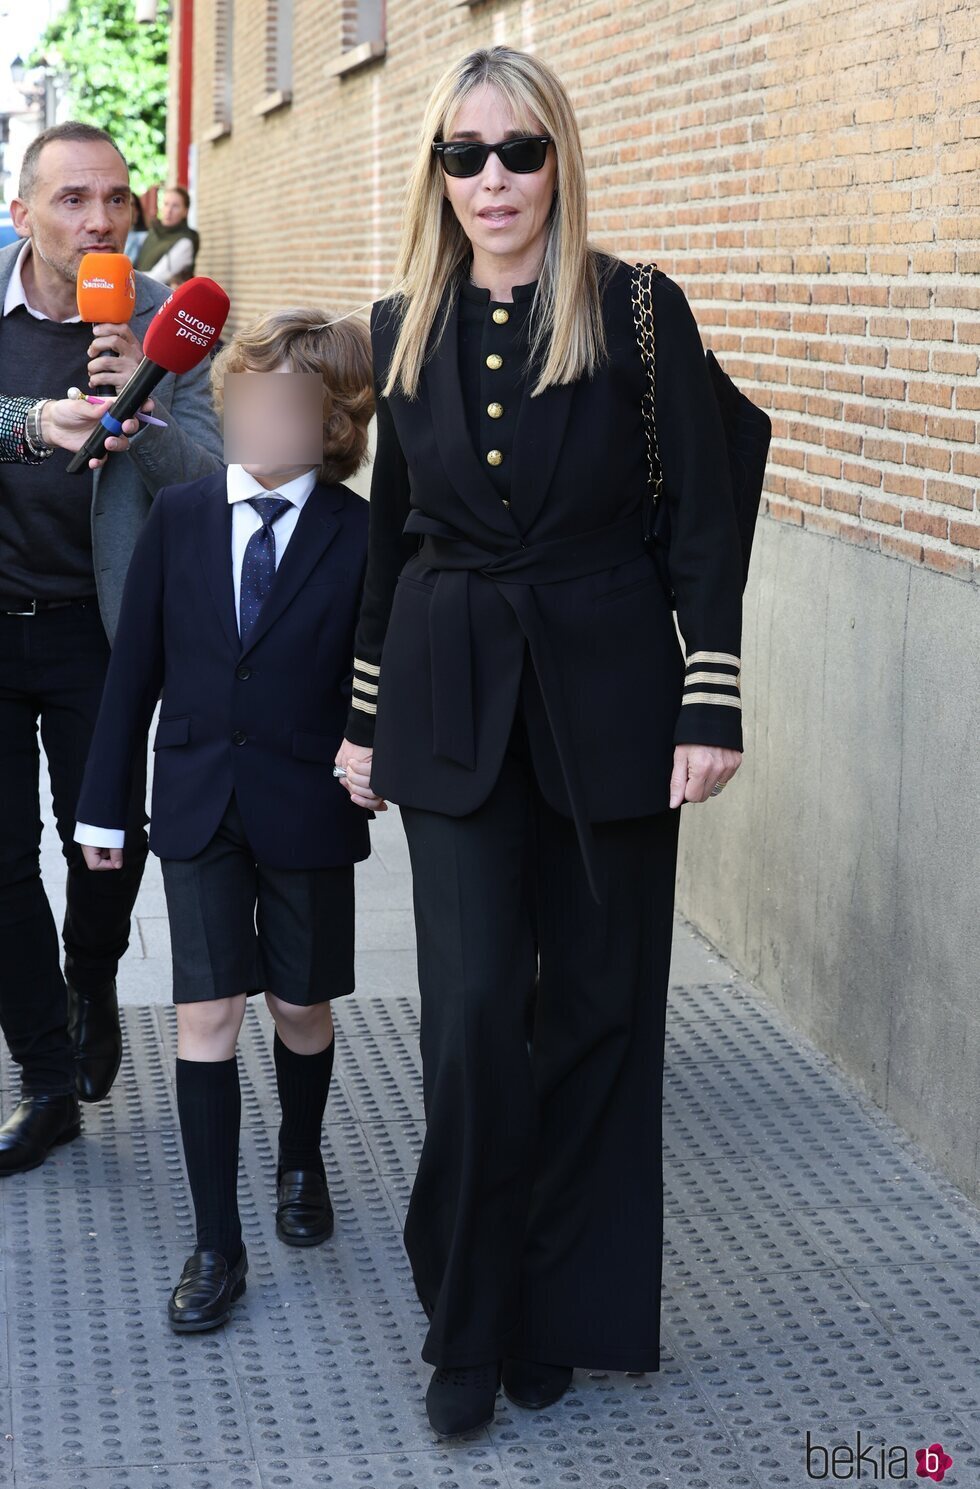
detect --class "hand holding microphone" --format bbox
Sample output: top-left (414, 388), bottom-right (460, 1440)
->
top-left (66, 275), bottom-right (230, 474)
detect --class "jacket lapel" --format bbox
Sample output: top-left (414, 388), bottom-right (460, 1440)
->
top-left (508, 364), bottom-right (577, 532)
top-left (195, 474), bottom-right (240, 653)
top-left (239, 483), bottom-right (344, 654)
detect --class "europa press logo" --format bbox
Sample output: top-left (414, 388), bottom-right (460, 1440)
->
top-left (804, 1430), bottom-right (954, 1480)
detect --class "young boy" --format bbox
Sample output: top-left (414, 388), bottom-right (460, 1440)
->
top-left (74, 308), bottom-right (384, 1332)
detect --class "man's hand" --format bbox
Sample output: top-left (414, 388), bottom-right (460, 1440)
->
top-left (81, 844), bottom-right (124, 871)
top-left (669, 744), bottom-right (743, 808)
top-left (87, 320), bottom-right (144, 392)
top-left (41, 396), bottom-right (155, 467)
top-left (334, 739), bottom-right (388, 811)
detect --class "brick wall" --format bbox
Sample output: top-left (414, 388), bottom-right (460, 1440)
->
top-left (181, 0), bottom-right (980, 580)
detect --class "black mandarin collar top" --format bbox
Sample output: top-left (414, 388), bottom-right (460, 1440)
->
top-left (458, 272), bottom-right (540, 305)
top-left (455, 266), bottom-right (539, 505)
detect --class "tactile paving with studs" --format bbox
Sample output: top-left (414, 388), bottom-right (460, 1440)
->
top-left (0, 985), bottom-right (977, 1488)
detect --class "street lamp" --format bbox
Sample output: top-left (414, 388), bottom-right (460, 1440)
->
top-left (10, 56), bottom-right (24, 86)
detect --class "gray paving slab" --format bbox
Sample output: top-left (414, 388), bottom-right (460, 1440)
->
top-left (6, 800), bottom-right (979, 1487)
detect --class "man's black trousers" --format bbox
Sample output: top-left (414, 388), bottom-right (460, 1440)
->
top-left (0, 600), bottom-right (148, 1095)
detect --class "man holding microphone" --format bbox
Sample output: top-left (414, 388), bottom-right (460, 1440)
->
top-left (0, 120), bottom-right (222, 1175)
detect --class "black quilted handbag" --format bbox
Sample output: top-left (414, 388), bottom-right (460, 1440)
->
top-left (631, 261), bottom-right (772, 605)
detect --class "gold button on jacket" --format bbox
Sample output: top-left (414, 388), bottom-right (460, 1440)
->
top-left (486, 354), bottom-right (503, 370)
top-left (486, 449), bottom-right (503, 466)
top-left (492, 307), bottom-right (510, 324)
top-left (487, 402), bottom-right (504, 419)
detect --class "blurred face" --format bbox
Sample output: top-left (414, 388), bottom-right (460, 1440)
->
top-left (223, 366), bottom-right (324, 477)
top-left (440, 84), bottom-right (557, 264)
top-left (11, 140), bottom-right (130, 284)
top-left (160, 190), bottom-right (188, 227)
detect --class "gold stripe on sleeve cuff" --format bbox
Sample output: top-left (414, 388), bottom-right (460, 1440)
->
top-left (353, 679), bottom-right (379, 696)
top-left (684, 670), bottom-right (741, 689)
top-left (351, 697), bottom-right (378, 715)
top-left (687, 650), bottom-right (740, 669)
top-left (354, 657), bottom-right (381, 677)
top-left (680, 692), bottom-right (742, 708)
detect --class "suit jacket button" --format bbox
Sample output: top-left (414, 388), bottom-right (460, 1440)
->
top-left (487, 401), bottom-right (504, 418)
top-left (486, 354), bottom-right (503, 369)
top-left (232, 730), bottom-right (247, 746)
top-left (236, 664), bottom-right (251, 680)
top-left (487, 449), bottom-right (503, 466)
top-left (492, 307), bottom-right (509, 324)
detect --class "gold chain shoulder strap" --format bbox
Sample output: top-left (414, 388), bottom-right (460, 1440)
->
top-left (630, 261), bottom-right (663, 506)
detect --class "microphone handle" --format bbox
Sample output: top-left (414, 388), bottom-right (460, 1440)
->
top-left (91, 345), bottom-right (120, 398)
top-left (66, 358), bottom-right (166, 474)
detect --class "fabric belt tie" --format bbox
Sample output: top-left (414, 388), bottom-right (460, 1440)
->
top-left (402, 510), bottom-right (646, 904)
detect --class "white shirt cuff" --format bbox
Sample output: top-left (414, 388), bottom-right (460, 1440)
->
top-left (74, 823), bottom-right (125, 849)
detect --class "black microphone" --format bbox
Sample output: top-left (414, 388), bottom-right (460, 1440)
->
top-left (67, 277), bottom-right (230, 474)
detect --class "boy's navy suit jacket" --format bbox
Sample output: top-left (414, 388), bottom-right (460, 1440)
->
top-left (76, 469), bottom-right (372, 869)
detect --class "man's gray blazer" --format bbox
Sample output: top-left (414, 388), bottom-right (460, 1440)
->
top-left (0, 241), bottom-right (223, 641)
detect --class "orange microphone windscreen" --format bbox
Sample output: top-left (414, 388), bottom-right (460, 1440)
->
top-left (76, 253), bottom-right (136, 324)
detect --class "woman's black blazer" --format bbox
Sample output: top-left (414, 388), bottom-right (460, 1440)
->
top-left (345, 253), bottom-right (743, 891)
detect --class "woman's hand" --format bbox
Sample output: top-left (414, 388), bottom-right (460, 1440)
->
top-left (669, 744), bottom-right (742, 808)
top-left (40, 396), bottom-right (155, 467)
top-left (81, 844), bottom-right (124, 870)
top-left (334, 739), bottom-right (388, 811)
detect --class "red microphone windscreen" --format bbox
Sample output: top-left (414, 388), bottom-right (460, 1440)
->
top-left (76, 253), bottom-right (136, 323)
top-left (143, 277), bottom-right (230, 375)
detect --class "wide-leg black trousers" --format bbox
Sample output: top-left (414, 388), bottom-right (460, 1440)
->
top-left (399, 697), bottom-right (680, 1371)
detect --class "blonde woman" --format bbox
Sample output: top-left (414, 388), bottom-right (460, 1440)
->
top-left (336, 45), bottom-right (744, 1436)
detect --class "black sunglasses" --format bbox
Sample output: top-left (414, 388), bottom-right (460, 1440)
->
top-left (432, 135), bottom-right (553, 178)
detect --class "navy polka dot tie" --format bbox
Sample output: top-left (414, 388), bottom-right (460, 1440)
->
top-left (239, 495), bottom-right (292, 647)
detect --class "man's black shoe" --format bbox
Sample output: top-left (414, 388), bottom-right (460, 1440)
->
top-left (167, 1246), bottom-right (248, 1333)
top-left (0, 1093), bottom-right (81, 1177)
top-left (502, 1358), bottom-right (574, 1409)
top-left (425, 1362), bottom-right (502, 1438)
top-left (276, 1168), bottom-right (335, 1246)
top-left (67, 978), bottom-right (123, 1103)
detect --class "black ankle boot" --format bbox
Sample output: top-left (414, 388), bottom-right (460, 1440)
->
top-left (502, 1357), bottom-right (573, 1409)
top-left (0, 1093), bottom-right (81, 1176)
top-left (67, 976), bottom-right (122, 1103)
top-left (425, 1361), bottom-right (502, 1438)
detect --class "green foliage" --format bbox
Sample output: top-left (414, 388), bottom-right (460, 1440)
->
top-left (32, 0), bottom-right (170, 192)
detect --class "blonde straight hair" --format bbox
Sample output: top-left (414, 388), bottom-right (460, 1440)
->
top-left (383, 46), bottom-right (614, 401)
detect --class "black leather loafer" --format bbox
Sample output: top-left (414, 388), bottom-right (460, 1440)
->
top-left (425, 1362), bottom-right (502, 1438)
top-left (67, 977), bottom-right (123, 1103)
top-left (167, 1245), bottom-right (248, 1333)
top-left (502, 1358), bottom-right (574, 1409)
top-left (0, 1094), bottom-right (81, 1177)
top-left (275, 1168), bottom-right (334, 1246)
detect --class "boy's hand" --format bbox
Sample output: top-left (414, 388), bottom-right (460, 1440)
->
top-left (81, 844), bottom-right (124, 870)
top-left (334, 739), bottom-right (388, 812)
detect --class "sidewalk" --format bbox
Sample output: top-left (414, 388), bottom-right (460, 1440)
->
top-left (3, 796), bottom-right (977, 1488)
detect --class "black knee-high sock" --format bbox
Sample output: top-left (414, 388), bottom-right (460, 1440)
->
top-left (274, 1029), bottom-right (334, 1180)
top-left (175, 1055), bottom-right (243, 1264)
